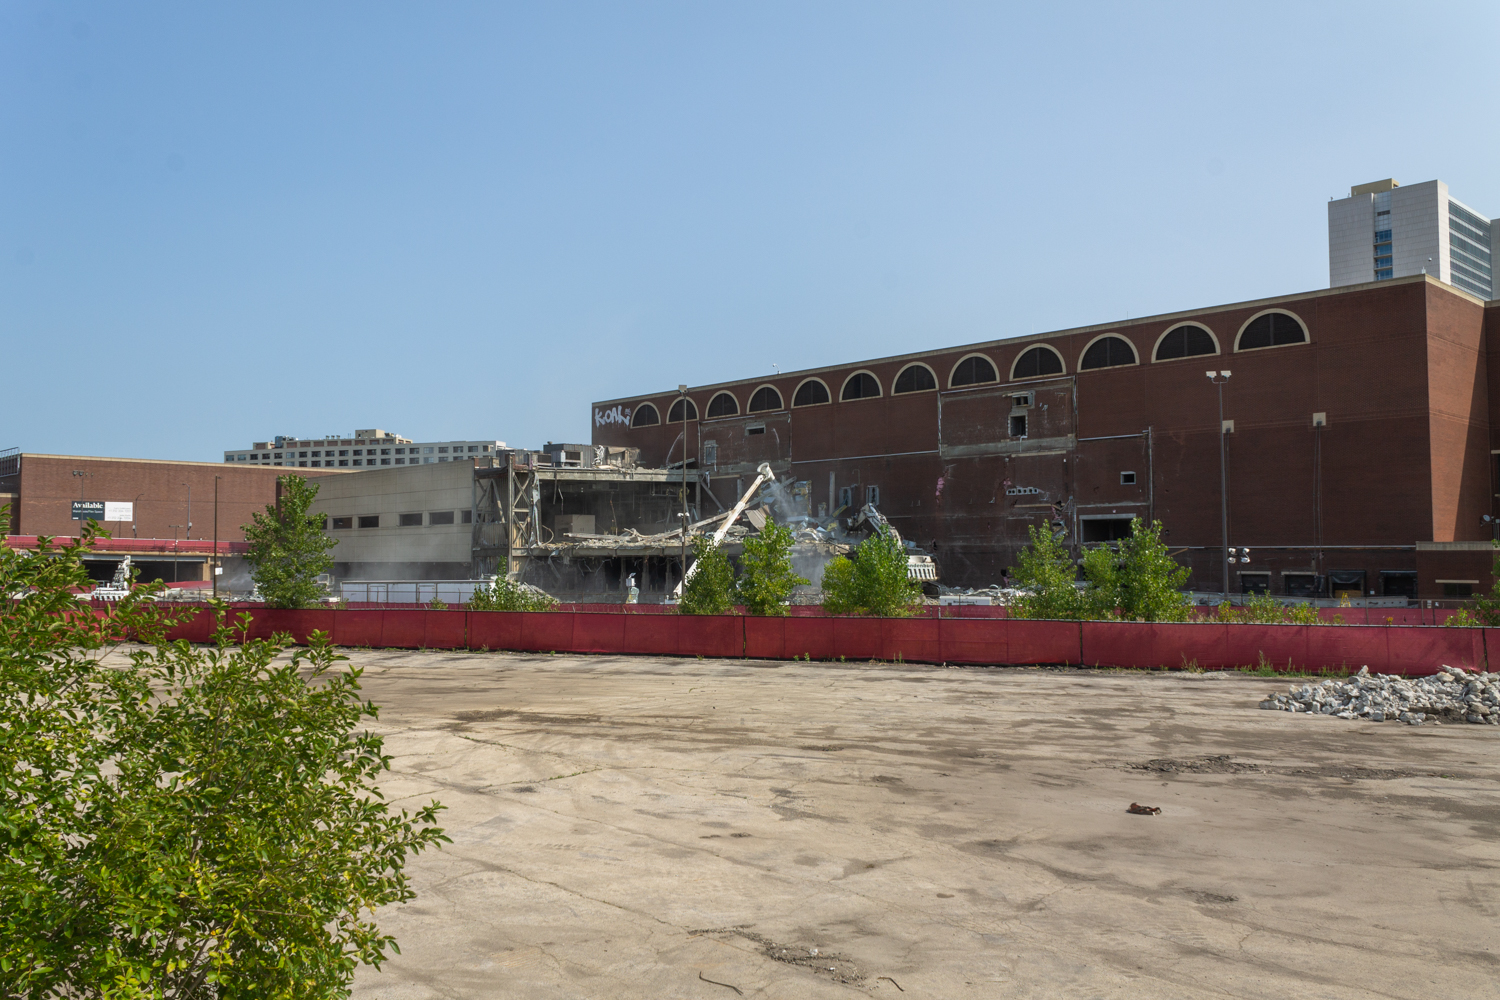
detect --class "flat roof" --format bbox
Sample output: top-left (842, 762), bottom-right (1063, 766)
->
top-left (593, 274), bottom-right (1491, 407)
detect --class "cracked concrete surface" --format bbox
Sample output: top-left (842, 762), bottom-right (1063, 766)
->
top-left (347, 651), bottom-right (1500, 998)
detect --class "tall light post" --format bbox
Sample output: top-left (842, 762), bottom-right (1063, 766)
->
top-left (131, 493), bottom-right (144, 538)
top-left (169, 524), bottom-right (182, 584)
top-left (677, 384), bottom-right (691, 591)
top-left (183, 483), bottom-right (192, 540)
top-left (212, 475), bottom-right (222, 600)
top-left (71, 470), bottom-right (94, 539)
top-left (1207, 370), bottom-right (1232, 602)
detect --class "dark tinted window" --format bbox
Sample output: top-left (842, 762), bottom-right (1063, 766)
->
top-left (893, 364), bottom-right (937, 393)
top-left (841, 372), bottom-right (881, 400)
top-left (748, 386), bottom-right (784, 412)
top-left (1080, 336), bottom-right (1137, 370)
top-left (950, 355), bottom-right (997, 386)
top-left (793, 380), bottom-right (830, 406)
top-left (357, 515), bottom-right (379, 529)
top-left (1011, 346), bottom-right (1063, 380)
top-left (1155, 324), bottom-right (1217, 360)
top-left (706, 392), bottom-right (738, 418)
top-left (1238, 312), bottom-right (1306, 350)
top-left (429, 511), bottom-right (455, 525)
top-left (631, 403), bottom-right (660, 427)
top-left (398, 512), bottom-right (422, 527)
top-left (331, 516), bottom-right (352, 529)
top-left (668, 397), bottom-right (698, 422)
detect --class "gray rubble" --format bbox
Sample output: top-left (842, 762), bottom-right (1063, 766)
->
top-left (1260, 665), bottom-right (1500, 725)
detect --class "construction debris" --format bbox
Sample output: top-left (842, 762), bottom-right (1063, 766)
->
top-left (1259, 665), bottom-right (1500, 725)
top-left (1127, 803), bottom-right (1162, 815)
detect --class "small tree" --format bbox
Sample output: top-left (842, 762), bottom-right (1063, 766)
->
top-left (736, 518), bottom-right (807, 616)
top-left (467, 577), bottom-right (558, 612)
top-left (0, 508), bottom-right (446, 996)
top-left (1008, 523), bottom-right (1083, 620)
top-left (1447, 542), bottom-right (1500, 626)
top-left (821, 524), bottom-right (922, 617)
top-left (679, 535), bottom-right (736, 615)
top-left (243, 474), bottom-right (336, 608)
top-left (1103, 518), bottom-right (1190, 622)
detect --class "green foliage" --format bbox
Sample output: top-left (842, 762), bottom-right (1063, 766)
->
top-left (466, 577), bottom-right (559, 612)
top-left (1218, 592), bottom-right (1340, 625)
top-left (679, 536), bottom-right (735, 615)
top-left (2, 507), bottom-right (448, 997)
top-left (735, 518), bottom-right (807, 616)
top-left (1445, 542), bottom-right (1500, 626)
top-left (242, 474), bottom-right (337, 609)
top-left (1008, 523), bottom-right (1084, 620)
top-left (820, 525), bottom-right (922, 617)
top-left (1011, 518), bottom-right (1190, 621)
top-left (427, 596), bottom-right (449, 610)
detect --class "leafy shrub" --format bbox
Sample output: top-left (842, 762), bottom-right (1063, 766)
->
top-left (242, 474), bottom-right (337, 609)
top-left (821, 524), bottom-right (922, 617)
top-left (735, 518), bottom-right (807, 616)
top-left (467, 577), bottom-right (558, 612)
top-left (679, 535), bottom-right (736, 615)
top-left (1218, 592), bottom-right (1340, 625)
top-left (0, 507), bottom-right (446, 996)
top-left (1011, 518), bottom-right (1189, 621)
top-left (1445, 542), bottom-right (1500, 626)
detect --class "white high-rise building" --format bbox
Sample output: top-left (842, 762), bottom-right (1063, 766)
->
top-left (1328, 178), bottom-right (1496, 300)
top-left (224, 429), bottom-right (507, 469)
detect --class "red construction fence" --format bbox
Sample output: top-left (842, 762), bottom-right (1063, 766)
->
top-left (147, 605), bottom-right (1491, 677)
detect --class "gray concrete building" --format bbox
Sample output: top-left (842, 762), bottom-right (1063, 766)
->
top-left (1329, 178), bottom-right (1496, 299)
top-left (310, 460), bottom-right (475, 580)
top-left (224, 428), bottom-right (507, 469)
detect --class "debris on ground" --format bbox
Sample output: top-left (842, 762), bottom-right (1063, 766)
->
top-left (1260, 665), bottom-right (1500, 725)
top-left (1127, 803), bottom-right (1162, 815)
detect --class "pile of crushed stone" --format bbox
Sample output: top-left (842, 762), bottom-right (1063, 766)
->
top-left (1259, 665), bottom-right (1499, 725)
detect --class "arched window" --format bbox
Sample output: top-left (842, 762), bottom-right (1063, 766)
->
top-left (893, 363), bottom-right (937, 394)
top-left (949, 354), bottom-right (998, 387)
top-left (748, 385), bottom-right (784, 412)
top-left (1154, 324), bottom-right (1218, 361)
top-left (1237, 311), bottom-right (1307, 351)
top-left (706, 392), bottom-right (739, 418)
top-left (1079, 335), bottom-right (1138, 371)
top-left (631, 403), bottom-right (660, 427)
top-left (840, 371), bottom-right (881, 400)
top-left (667, 397), bottom-right (698, 422)
top-left (793, 378), bottom-right (830, 406)
top-left (1010, 346), bottom-right (1064, 380)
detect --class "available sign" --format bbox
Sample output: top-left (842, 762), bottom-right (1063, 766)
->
top-left (72, 501), bottom-right (133, 521)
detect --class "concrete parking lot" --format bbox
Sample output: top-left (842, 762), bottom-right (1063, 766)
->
top-left (348, 650), bottom-right (1500, 999)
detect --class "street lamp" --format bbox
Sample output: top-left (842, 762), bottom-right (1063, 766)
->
top-left (132, 493), bottom-right (144, 538)
top-left (168, 524), bottom-right (182, 584)
top-left (213, 476), bottom-right (222, 600)
top-left (1206, 371), bottom-right (1232, 602)
top-left (677, 384), bottom-right (691, 594)
top-left (183, 483), bottom-right (192, 540)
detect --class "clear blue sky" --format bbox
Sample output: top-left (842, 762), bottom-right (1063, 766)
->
top-left (3, 1), bottom-right (1496, 460)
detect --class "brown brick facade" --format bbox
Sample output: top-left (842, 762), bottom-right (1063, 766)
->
top-left (593, 276), bottom-right (1500, 598)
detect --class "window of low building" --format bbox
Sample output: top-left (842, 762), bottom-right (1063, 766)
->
top-left (1237, 311), bottom-right (1307, 351)
top-left (748, 386), bottom-right (784, 412)
top-left (950, 355), bottom-right (998, 386)
top-left (331, 516), bottom-right (353, 529)
top-left (398, 513), bottom-right (423, 527)
top-left (840, 372), bottom-right (881, 400)
top-left (429, 511), bottom-right (455, 525)
top-left (793, 380), bottom-right (830, 406)
top-left (1010, 346), bottom-right (1064, 380)
top-left (1155, 324), bottom-right (1218, 361)
top-left (1079, 335), bottom-right (1138, 370)
top-left (1380, 571), bottom-right (1417, 598)
top-left (1440, 580), bottom-right (1476, 598)
top-left (707, 392), bottom-right (739, 418)
top-left (631, 404), bottom-right (661, 427)
top-left (357, 515), bottom-right (379, 528)
top-left (893, 364), bottom-right (937, 393)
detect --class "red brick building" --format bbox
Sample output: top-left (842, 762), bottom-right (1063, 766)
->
top-left (592, 275), bottom-right (1500, 600)
top-left (1, 453), bottom-right (345, 584)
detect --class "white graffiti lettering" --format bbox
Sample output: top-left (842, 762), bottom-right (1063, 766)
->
top-left (594, 405), bottom-right (632, 428)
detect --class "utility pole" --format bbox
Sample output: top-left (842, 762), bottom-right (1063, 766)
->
top-left (132, 493), bottom-right (144, 538)
top-left (169, 525), bottom-right (181, 584)
top-left (184, 483), bottom-right (192, 540)
top-left (213, 476), bottom-right (222, 600)
top-left (678, 384), bottom-right (690, 593)
top-left (1206, 370), bottom-right (1232, 602)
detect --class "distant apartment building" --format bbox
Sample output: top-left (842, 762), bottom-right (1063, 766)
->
top-left (1329, 178), bottom-right (1496, 299)
top-left (223, 428), bottom-right (507, 469)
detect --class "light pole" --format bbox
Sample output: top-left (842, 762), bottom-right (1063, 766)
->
top-left (213, 475), bottom-right (222, 600)
top-left (183, 483), bottom-right (192, 540)
top-left (678, 384), bottom-right (691, 591)
top-left (169, 525), bottom-right (182, 584)
top-left (1207, 370), bottom-right (1232, 602)
top-left (72, 470), bottom-right (94, 539)
top-left (132, 493), bottom-right (144, 538)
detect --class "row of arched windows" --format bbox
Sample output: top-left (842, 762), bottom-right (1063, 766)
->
top-left (629, 311), bottom-right (1308, 425)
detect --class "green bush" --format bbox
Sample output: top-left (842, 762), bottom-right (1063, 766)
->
top-left (735, 518), bottom-right (807, 616)
top-left (1011, 518), bottom-right (1190, 621)
top-left (821, 524), bottom-right (922, 617)
top-left (1009, 523), bottom-right (1084, 620)
top-left (242, 474), bottom-right (337, 609)
top-left (679, 536), bottom-right (736, 615)
top-left (1218, 592), bottom-right (1339, 625)
top-left (0, 507), bottom-right (446, 997)
top-left (467, 577), bottom-right (558, 612)
top-left (1445, 542), bottom-right (1500, 626)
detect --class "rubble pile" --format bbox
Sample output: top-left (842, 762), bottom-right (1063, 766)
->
top-left (1259, 665), bottom-right (1500, 725)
